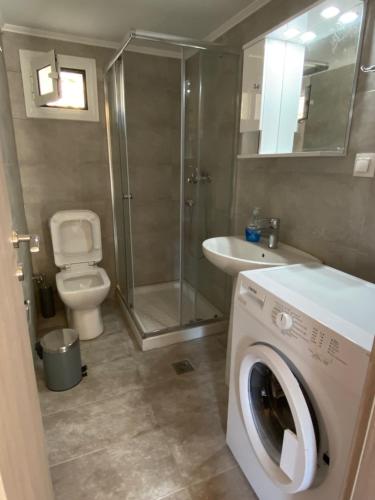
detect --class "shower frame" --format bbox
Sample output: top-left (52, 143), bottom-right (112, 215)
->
top-left (104, 30), bottom-right (240, 350)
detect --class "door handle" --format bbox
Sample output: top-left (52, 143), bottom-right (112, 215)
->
top-left (11, 230), bottom-right (40, 253)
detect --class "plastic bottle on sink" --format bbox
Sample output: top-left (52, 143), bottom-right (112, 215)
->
top-left (245, 207), bottom-right (261, 242)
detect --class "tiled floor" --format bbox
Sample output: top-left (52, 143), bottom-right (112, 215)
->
top-left (36, 301), bottom-right (257, 500)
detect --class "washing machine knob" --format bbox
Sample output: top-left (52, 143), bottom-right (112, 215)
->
top-left (275, 312), bottom-right (293, 331)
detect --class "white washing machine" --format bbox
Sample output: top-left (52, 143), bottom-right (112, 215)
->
top-left (227, 263), bottom-right (375, 500)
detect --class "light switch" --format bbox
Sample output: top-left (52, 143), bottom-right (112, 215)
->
top-left (355, 158), bottom-right (370, 173)
top-left (354, 153), bottom-right (375, 178)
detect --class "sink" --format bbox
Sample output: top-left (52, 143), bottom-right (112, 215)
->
top-left (202, 236), bottom-right (319, 276)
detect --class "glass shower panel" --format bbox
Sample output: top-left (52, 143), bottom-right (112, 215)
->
top-left (196, 51), bottom-right (239, 318)
top-left (181, 49), bottom-right (202, 325)
top-left (105, 62), bottom-right (134, 306)
top-left (122, 41), bottom-right (182, 333)
top-left (182, 49), bottom-right (239, 325)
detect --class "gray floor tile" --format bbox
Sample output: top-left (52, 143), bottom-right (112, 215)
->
top-left (51, 428), bottom-right (184, 500)
top-left (145, 372), bottom-right (227, 426)
top-left (216, 333), bottom-right (228, 351)
top-left (158, 489), bottom-right (193, 500)
top-left (38, 303), bottom-right (239, 499)
top-left (44, 389), bottom-right (156, 465)
top-left (102, 312), bottom-right (128, 336)
top-left (101, 299), bottom-right (119, 315)
top-left (162, 405), bottom-right (235, 485)
top-left (135, 335), bottom-right (226, 386)
top-left (37, 308), bottom-right (68, 337)
top-left (38, 356), bottom-right (142, 416)
top-left (80, 330), bottom-right (132, 366)
top-left (189, 467), bottom-right (258, 500)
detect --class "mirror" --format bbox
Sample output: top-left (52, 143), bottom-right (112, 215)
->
top-left (239, 0), bottom-right (365, 157)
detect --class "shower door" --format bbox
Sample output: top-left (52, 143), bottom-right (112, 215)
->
top-left (105, 34), bottom-right (239, 338)
top-left (182, 49), bottom-right (239, 325)
top-left (105, 60), bottom-right (134, 307)
top-left (121, 41), bottom-right (182, 334)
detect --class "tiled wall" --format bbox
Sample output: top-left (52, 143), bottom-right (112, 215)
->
top-left (124, 52), bottom-right (181, 286)
top-left (219, 0), bottom-right (375, 283)
top-left (0, 35), bottom-right (37, 351)
top-left (2, 32), bottom-right (116, 290)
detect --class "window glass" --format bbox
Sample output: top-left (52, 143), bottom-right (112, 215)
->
top-left (248, 361), bottom-right (320, 465)
top-left (249, 362), bottom-right (296, 464)
top-left (37, 65), bottom-right (53, 95)
top-left (47, 69), bottom-right (87, 109)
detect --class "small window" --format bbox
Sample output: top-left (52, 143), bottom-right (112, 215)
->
top-left (19, 50), bottom-right (99, 122)
top-left (46, 69), bottom-right (88, 110)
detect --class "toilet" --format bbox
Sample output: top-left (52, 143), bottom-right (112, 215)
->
top-left (50, 210), bottom-right (111, 340)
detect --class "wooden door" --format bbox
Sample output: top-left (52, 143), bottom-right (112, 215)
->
top-left (0, 143), bottom-right (53, 498)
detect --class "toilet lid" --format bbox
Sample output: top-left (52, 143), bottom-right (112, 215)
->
top-left (50, 210), bottom-right (102, 268)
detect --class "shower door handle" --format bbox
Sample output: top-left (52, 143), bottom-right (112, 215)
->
top-left (123, 193), bottom-right (133, 200)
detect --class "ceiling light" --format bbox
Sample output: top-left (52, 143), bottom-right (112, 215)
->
top-left (283, 28), bottom-right (301, 39)
top-left (321, 6), bottom-right (340, 19)
top-left (338, 11), bottom-right (359, 24)
top-left (300, 31), bottom-right (317, 43)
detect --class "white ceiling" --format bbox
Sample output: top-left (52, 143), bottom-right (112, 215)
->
top-left (0, 0), bottom-right (264, 45)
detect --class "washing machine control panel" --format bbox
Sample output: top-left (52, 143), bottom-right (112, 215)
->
top-left (236, 277), bottom-right (369, 388)
top-left (274, 311), bottom-right (293, 331)
top-left (270, 298), bottom-right (351, 367)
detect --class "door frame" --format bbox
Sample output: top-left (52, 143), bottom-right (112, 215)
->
top-left (0, 49), bottom-right (53, 500)
top-left (343, 344), bottom-right (375, 499)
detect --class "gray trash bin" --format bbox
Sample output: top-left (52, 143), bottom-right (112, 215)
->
top-left (41, 328), bottom-right (82, 391)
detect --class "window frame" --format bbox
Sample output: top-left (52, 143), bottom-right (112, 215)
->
top-left (30, 49), bottom-right (60, 106)
top-left (19, 49), bottom-right (99, 122)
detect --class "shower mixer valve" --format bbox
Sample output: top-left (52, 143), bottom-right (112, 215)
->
top-left (186, 168), bottom-right (212, 184)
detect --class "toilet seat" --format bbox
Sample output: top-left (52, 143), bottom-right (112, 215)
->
top-left (56, 266), bottom-right (110, 301)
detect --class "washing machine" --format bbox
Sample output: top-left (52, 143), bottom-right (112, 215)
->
top-left (227, 263), bottom-right (374, 500)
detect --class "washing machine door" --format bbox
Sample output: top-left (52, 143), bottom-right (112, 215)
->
top-left (239, 344), bottom-right (317, 494)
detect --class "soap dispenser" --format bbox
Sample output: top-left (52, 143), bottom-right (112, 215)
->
top-left (245, 207), bottom-right (261, 242)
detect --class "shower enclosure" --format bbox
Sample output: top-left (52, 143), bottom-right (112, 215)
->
top-left (105, 31), bottom-right (239, 349)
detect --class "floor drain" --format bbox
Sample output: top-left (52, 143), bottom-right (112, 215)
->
top-left (172, 359), bottom-right (195, 375)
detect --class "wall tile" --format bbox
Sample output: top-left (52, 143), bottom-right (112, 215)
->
top-left (349, 90), bottom-right (375, 152)
top-left (122, 54), bottom-right (181, 286)
top-left (132, 229), bottom-right (180, 285)
top-left (4, 33), bottom-right (116, 293)
top-left (6, 70), bottom-right (27, 119)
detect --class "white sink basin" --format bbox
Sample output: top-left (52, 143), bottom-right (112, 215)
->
top-left (202, 236), bottom-right (319, 276)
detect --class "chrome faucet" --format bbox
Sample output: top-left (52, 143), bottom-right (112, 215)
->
top-left (258, 218), bottom-right (280, 249)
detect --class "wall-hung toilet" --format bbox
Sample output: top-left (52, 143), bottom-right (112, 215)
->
top-left (50, 210), bottom-right (110, 340)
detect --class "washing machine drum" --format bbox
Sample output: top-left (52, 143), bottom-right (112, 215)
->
top-left (239, 344), bottom-right (318, 494)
